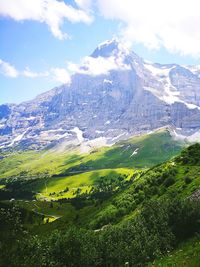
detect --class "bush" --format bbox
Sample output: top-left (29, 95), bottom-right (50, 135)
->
top-left (184, 176), bottom-right (192, 184)
top-left (163, 177), bottom-right (175, 187)
top-left (176, 143), bottom-right (200, 165)
top-left (5, 198), bottom-right (200, 267)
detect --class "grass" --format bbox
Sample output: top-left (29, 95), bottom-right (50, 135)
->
top-left (35, 168), bottom-right (134, 200)
top-left (85, 147), bottom-right (200, 229)
top-left (0, 140), bottom-right (199, 267)
top-left (93, 129), bottom-right (183, 169)
top-left (150, 236), bottom-right (200, 267)
top-left (0, 129), bottom-right (185, 180)
top-left (0, 150), bottom-right (83, 179)
top-left (12, 200), bottom-right (75, 218)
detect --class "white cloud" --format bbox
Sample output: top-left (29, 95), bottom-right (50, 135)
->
top-left (0, 58), bottom-right (72, 84)
top-left (0, 0), bottom-right (93, 40)
top-left (97, 0), bottom-right (200, 57)
top-left (75, 0), bottom-right (92, 10)
top-left (0, 59), bottom-right (49, 79)
top-left (0, 59), bottom-right (19, 77)
top-left (68, 54), bottom-right (130, 76)
top-left (0, 58), bottom-right (72, 85)
top-left (51, 67), bottom-right (71, 84)
top-left (22, 67), bottom-right (49, 78)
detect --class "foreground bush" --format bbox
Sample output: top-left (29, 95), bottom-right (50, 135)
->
top-left (3, 198), bottom-right (200, 267)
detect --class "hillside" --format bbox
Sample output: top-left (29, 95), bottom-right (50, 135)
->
top-left (1, 141), bottom-right (200, 266)
top-left (1, 134), bottom-right (200, 266)
top-left (84, 143), bottom-right (200, 229)
top-left (0, 129), bottom-right (184, 201)
top-left (150, 236), bottom-right (200, 267)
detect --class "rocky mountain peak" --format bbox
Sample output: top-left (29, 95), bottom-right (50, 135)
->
top-left (1, 40), bottom-right (200, 151)
top-left (90, 38), bottom-right (132, 59)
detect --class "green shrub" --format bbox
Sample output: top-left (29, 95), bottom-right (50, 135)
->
top-left (5, 199), bottom-right (200, 267)
top-left (163, 177), bottom-right (175, 187)
top-left (184, 176), bottom-right (192, 184)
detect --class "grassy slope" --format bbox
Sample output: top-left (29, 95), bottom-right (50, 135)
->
top-left (81, 144), bottom-right (200, 229)
top-left (150, 236), bottom-right (200, 267)
top-left (80, 129), bottom-right (184, 169)
top-left (36, 168), bottom-right (134, 200)
top-left (0, 135), bottom-right (199, 266)
top-left (0, 129), bottom-right (184, 180)
top-left (12, 144), bottom-right (200, 232)
top-left (0, 129), bottom-right (185, 205)
top-left (0, 150), bottom-right (83, 179)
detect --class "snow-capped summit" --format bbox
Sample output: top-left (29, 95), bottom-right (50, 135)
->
top-left (91, 38), bottom-right (121, 58)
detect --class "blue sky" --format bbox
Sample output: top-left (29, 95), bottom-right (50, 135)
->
top-left (0, 0), bottom-right (200, 104)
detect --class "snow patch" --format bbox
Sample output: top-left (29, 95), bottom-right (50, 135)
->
top-left (43, 128), bottom-right (64, 133)
top-left (144, 63), bottom-right (200, 110)
top-left (8, 128), bottom-right (30, 147)
top-left (144, 64), bottom-right (172, 77)
top-left (144, 63), bottom-right (180, 105)
top-left (71, 127), bottom-right (84, 143)
top-left (185, 65), bottom-right (200, 75)
top-left (26, 116), bottom-right (36, 121)
top-left (187, 131), bottom-right (200, 142)
top-left (95, 130), bottom-right (105, 134)
top-left (111, 133), bottom-right (126, 142)
top-left (80, 137), bottom-right (110, 154)
top-left (103, 79), bottom-right (113, 84)
top-left (97, 39), bottom-right (117, 50)
top-left (130, 148), bottom-right (139, 157)
top-left (172, 129), bottom-right (200, 142)
top-left (171, 130), bottom-right (186, 141)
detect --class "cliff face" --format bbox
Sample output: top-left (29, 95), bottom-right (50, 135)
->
top-left (0, 39), bottom-right (200, 150)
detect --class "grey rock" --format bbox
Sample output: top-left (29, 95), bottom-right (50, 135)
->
top-left (0, 39), bottom-right (200, 150)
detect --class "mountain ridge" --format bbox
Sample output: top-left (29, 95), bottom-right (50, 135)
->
top-left (0, 39), bottom-right (200, 151)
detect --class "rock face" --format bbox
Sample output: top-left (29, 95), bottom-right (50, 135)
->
top-left (0, 39), bottom-right (200, 150)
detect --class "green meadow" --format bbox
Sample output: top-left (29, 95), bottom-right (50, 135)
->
top-left (37, 168), bottom-right (134, 200)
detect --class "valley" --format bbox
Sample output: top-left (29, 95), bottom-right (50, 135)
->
top-left (1, 127), bottom-right (200, 266)
top-left (0, 129), bottom-right (184, 202)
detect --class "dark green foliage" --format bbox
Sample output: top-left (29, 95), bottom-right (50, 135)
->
top-left (184, 176), bottom-right (192, 184)
top-left (89, 165), bottom-right (179, 229)
top-left (168, 199), bottom-right (200, 241)
top-left (176, 143), bottom-right (200, 165)
top-left (163, 176), bottom-right (175, 187)
top-left (4, 198), bottom-right (200, 267)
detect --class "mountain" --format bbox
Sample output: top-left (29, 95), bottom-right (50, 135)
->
top-left (1, 39), bottom-right (200, 151)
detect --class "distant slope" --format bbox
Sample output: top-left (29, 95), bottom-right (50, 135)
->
top-left (35, 168), bottom-right (134, 200)
top-left (0, 128), bottom-right (185, 181)
top-left (72, 128), bottom-right (184, 170)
